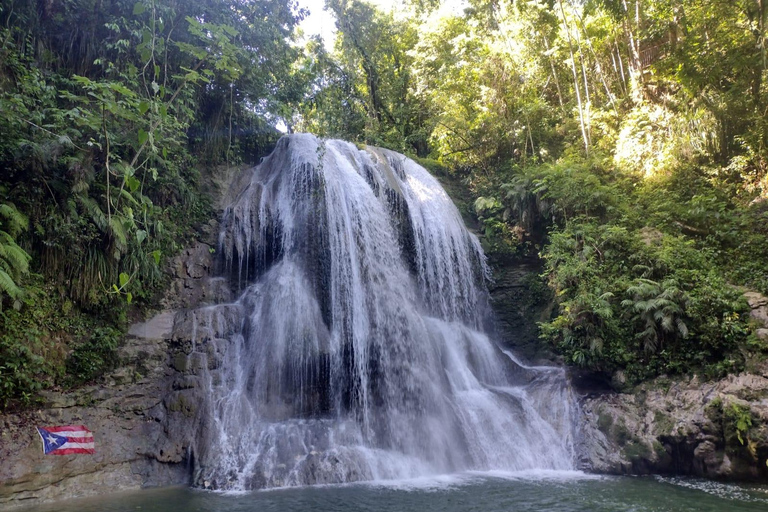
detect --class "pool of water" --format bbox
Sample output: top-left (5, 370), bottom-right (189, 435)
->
top-left (16, 471), bottom-right (768, 512)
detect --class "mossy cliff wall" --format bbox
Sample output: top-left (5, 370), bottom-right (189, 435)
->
top-left (0, 164), bottom-right (250, 508)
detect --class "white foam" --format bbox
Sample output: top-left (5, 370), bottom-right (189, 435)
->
top-left (469, 469), bottom-right (606, 482)
top-left (655, 476), bottom-right (768, 503)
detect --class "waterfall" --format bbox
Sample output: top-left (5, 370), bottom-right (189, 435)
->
top-left (185, 134), bottom-right (575, 490)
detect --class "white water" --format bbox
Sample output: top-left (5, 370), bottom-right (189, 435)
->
top-left (187, 134), bottom-right (575, 490)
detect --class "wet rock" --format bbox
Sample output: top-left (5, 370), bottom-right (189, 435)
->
top-left (128, 310), bottom-right (176, 340)
top-left (0, 232), bottom-right (233, 507)
top-left (578, 367), bottom-right (768, 480)
top-left (0, 347), bottom-right (195, 507)
top-left (487, 256), bottom-right (556, 364)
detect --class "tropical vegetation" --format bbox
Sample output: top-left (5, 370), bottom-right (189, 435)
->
top-left (1, 0), bottom-right (767, 407)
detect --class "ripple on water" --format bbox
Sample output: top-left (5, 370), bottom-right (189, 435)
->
top-left (13, 475), bottom-right (768, 512)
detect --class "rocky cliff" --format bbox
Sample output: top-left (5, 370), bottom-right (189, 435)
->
top-left (0, 242), bottom-right (224, 507)
top-left (577, 292), bottom-right (768, 480)
top-left (577, 366), bottom-right (768, 480)
top-left (0, 163), bottom-right (248, 508)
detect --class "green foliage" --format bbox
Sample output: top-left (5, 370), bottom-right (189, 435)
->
top-left (0, 202), bottom-right (31, 304)
top-left (725, 403), bottom-right (754, 446)
top-left (474, 195), bottom-right (521, 258)
top-left (0, 275), bottom-right (125, 409)
top-left (299, 0), bottom-right (430, 156)
top-left (622, 278), bottom-right (690, 354)
top-left (66, 327), bottom-right (121, 384)
top-left (510, 158), bottom-right (759, 383)
top-left (0, 0), bottom-right (304, 408)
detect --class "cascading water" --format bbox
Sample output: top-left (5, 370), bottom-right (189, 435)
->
top-left (187, 134), bottom-right (575, 490)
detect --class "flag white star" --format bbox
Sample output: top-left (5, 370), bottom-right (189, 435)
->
top-left (47, 435), bottom-right (58, 444)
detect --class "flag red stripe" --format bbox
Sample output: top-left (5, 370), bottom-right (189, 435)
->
top-left (51, 448), bottom-right (95, 455)
top-left (45, 425), bottom-right (91, 433)
top-left (64, 436), bottom-right (94, 443)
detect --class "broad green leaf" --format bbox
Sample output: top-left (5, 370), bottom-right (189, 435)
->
top-left (151, 250), bottom-right (161, 265)
top-left (119, 272), bottom-right (129, 288)
top-left (126, 292), bottom-right (133, 304)
top-left (126, 176), bottom-right (141, 193)
top-left (136, 229), bottom-right (147, 244)
top-left (138, 129), bottom-right (148, 145)
top-left (133, 2), bottom-right (146, 15)
top-left (72, 75), bottom-right (92, 85)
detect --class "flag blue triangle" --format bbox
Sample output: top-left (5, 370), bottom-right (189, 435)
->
top-left (37, 427), bottom-right (68, 454)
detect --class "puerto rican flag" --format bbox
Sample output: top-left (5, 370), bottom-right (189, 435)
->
top-left (36, 425), bottom-right (95, 455)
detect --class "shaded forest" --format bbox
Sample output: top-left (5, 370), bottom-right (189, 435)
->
top-left (1, 0), bottom-right (767, 407)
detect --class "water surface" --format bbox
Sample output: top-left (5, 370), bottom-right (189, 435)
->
top-left (19, 472), bottom-right (768, 512)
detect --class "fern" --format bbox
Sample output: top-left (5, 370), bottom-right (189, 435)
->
top-left (77, 195), bottom-right (108, 231)
top-left (0, 204), bottom-right (28, 236)
top-left (0, 202), bottom-right (32, 303)
top-left (0, 268), bottom-right (22, 299)
top-left (108, 216), bottom-right (128, 255)
top-left (622, 277), bottom-right (690, 353)
top-left (0, 237), bottom-right (31, 276)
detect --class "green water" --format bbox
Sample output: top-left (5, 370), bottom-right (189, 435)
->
top-left (17, 472), bottom-right (768, 512)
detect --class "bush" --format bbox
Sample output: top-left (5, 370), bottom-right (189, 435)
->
top-left (0, 275), bottom-right (124, 410)
top-left (502, 157), bottom-right (761, 385)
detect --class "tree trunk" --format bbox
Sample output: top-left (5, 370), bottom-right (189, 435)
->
top-left (558, 0), bottom-right (590, 154)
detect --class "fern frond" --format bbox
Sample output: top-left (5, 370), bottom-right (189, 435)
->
top-left (0, 268), bottom-right (22, 299)
top-left (0, 203), bottom-right (29, 236)
top-left (77, 195), bottom-right (108, 231)
top-left (119, 188), bottom-right (139, 205)
top-left (0, 237), bottom-right (32, 276)
top-left (659, 314), bottom-right (674, 332)
top-left (108, 217), bottom-right (128, 255)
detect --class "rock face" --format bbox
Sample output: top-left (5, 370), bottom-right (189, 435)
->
top-left (0, 159), bottom-right (247, 508)
top-left (0, 239), bottom-right (231, 506)
top-left (576, 290), bottom-right (768, 480)
top-left (0, 309), bottom-right (194, 507)
top-left (745, 292), bottom-right (768, 343)
top-left (486, 255), bottom-right (556, 364)
top-left (577, 366), bottom-right (768, 480)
